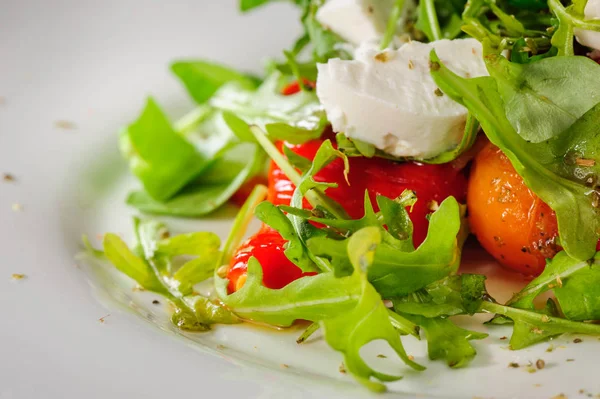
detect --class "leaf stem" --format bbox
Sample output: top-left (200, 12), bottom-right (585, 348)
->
top-left (423, 0), bottom-right (442, 41)
top-left (220, 184), bottom-right (268, 266)
top-left (174, 106), bottom-right (212, 135)
top-left (387, 309), bottom-right (420, 338)
top-left (250, 126), bottom-right (302, 186)
top-left (297, 322), bottom-right (320, 343)
top-left (380, 0), bottom-right (406, 50)
top-left (480, 302), bottom-right (600, 336)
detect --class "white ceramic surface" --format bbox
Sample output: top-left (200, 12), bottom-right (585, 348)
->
top-left (2, 2), bottom-right (599, 398)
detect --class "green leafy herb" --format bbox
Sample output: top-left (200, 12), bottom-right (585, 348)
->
top-left (508, 251), bottom-right (600, 321)
top-left (120, 98), bottom-right (209, 201)
top-left (308, 196), bottom-right (465, 298)
top-left (301, 0), bottom-right (352, 62)
top-left (485, 52), bottom-right (600, 142)
top-left (102, 220), bottom-right (238, 331)
top-left (255, 201), bottom-right (318, 272)
top-left (430, 48), bottom-right (600, 261)
top-left (404, 314), bottom-right (488, 368)
top-left (321, 228), bottom-right (424, 392)
top-left (171, 60), bottom-right (258, 104)
top-left (126, 142), bottom-right (265, 217)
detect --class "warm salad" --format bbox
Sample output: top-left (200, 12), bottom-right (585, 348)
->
top-left (87, 0), bottom-right (600, 392)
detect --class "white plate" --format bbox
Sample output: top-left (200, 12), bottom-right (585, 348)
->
top-left (2, 2), bottom-right (599, 398)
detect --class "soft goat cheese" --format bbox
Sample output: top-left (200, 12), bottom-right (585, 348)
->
top-left (575, 0), bottom-right (600, 50)
top-left (316, 39), bottom-right (489, 159)
top-left (316, 0), bottom-right (398, 46)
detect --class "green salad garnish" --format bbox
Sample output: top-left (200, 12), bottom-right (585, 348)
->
top-left (86, 0), bottom-right (600, 392)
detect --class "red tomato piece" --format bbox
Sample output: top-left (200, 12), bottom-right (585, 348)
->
top-left (281, 79), bottom-right (316, 96)
top-left (226, 226), bottom-right (317, 293)
top-left (268, 138), bottom-right (468, 246)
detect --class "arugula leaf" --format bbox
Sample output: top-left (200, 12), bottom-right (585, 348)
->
top-left (404, 315), bottom-right (487, 368)
top-left (211, 73), bottom-right (326, 133)
top-left (430, 48), bottom-right (600, 261)
top-left (549, 0), bottom-right (600, 56)
top-left (394, 271), bottom-right (600, 351)
top-left (104, 233), bottom-right (170, 295)
top-left (103, 220), bottom-right (238, 331)
top-left (393, 275), bottom-right (480, 318)
top-left (215, 257), bottom-right (361, 326)
top-left (481, 301), bottom-right (600, 349)
top-left (300, 0), bottom-right (352, 62)
top-left (171, 60), bottom-right (258, 104)
top-left (126, 142), bottom-right (265, 217)
top-left (255, 201), bottom-right (318, 272)
top-left (308, 196), bottom-right (464, 298)
top-left (120, 98), bottom-right (209, 201)
top-left (507, 251), bottom-right (600, 321)
top-left (485, 52), bottom-right (600, 142)
top-left (320, 227), bottom-right (424, 392)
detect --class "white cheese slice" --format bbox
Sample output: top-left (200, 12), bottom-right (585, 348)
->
top-left (316, 0), bottom-right (398, 46)
top-left (575, 0), bottom-right (600, 50)
top-left (316, 39), bottom-right (489, 159)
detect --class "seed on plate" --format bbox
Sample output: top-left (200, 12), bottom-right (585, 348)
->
top-left (152, 300), bottom-right (160, 305)
top-left (216, 344), bottom-right (226, 350)
top-left (3, 173), bottom-right (15, 182)
top-left (573, 338), bottom-right (583, 343)
top-left (11, 273), bottom-right (26, 280)
top-left (280, 364), bottom-right (289, 369)
top-left (508, 362), bottom-right (520, 368)
top-left (566, 358), bottom-right (575, 362)
top-left (408, 355), bottom-right (414, 361)
top-left (500, 336), bottom-right (507, 340)
top-left (576, 158), bottom-right (596, 167)
top-left (546, 345), bottom-right (554, 352)
top-left (339, 363), bottom-right (347, 374)
top-left (377, 354), bottom-right (387, 358)
top-left (550, 394), bottom-right (567, 399)
top-left (536, 359), bottom-right (545, 370)
top-left (55, 120), bottom-right (76, 130)
top-left (434, 88), bottom-right (444, 97)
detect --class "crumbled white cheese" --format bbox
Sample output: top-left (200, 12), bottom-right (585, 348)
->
top-left (316, 39), bottom-right (489, 159)
top-left (575, 0), bottom-right (600, 50)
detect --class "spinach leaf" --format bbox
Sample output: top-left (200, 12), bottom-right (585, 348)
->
top-left (171, 60), bottom-right (258, 104)
top-left (120, 98), bottom-right (210, 201)
top-left (430, 48), bottom-right (600, 261)
top-left (126, 142), bottom-right (265, 217)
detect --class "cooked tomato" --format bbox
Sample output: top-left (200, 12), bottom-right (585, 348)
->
top-left (467, 141), bottom-right (561, 275)
top-left (226, 226), bottom-right (316, 293)
top-left (281, 79), bottom-right (316, 96)
top-left (268, 138), bottom-right (468, 246)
